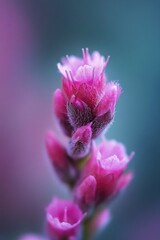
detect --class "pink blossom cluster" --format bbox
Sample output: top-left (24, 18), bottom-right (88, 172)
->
top-left (19, 49), bottom-right (133, 240)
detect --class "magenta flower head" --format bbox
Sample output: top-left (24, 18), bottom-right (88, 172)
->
top-left (75, 139), bottom-right (134, 208)
top-left (46, 197), bottom-right (85, 240)
top-left (54, 49), bottom-right (121, 138)
top-left (17, 48), bottom-right (134, 240)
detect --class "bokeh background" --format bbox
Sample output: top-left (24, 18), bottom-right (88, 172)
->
top-left (0, 0), bottom-right (160, 239)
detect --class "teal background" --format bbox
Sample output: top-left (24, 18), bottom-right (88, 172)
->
top-left (0, 0), bottom-right (160, 239)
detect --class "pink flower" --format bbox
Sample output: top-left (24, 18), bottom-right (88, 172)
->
top-left (46, 197), bottom-right (85, 240)
top-left (75, 139), bottom-right (134, 207)
top-left (54, 49), bottom-right (121, 138)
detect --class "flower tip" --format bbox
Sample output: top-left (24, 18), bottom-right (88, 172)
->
top-left (91, 209), bottom-right (111, 231)
top-left (57, 62), bottom-right (62, 72)
top-left (66, 54), bottom-right (69, 61)
top-left (110, 82), bottom-right (122, 101)
top-left (117, 172), bottom-right (133, 192)
top-left (82, 48), bottom-right (89, 63)
top-left (53, 88), bottom-right (62, 102)
top-left (129, 151), bottom-right (135, 161)
top-left (104, 55), bottom-right (110, 68)
top-left (124, 172), bottom-right (134, 187)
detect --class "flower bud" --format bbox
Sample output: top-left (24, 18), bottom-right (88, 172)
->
top-left (91, 110), bottom-right (112, 138)
top-left (67, 124), bottom-right (92, 160)
top-left (67, 96), bottom-right (93, 129)
top-left (53, 89), bottom-right (73, 137)
top-left (94, 82), bottom-right (121, 117)
top-left (46, 131), bottom-right (76, 184)
top-left (75, 175), bottom-right (97, 211)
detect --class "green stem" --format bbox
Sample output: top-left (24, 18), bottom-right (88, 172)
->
top-left (83, 216), bottom-right (93, 240)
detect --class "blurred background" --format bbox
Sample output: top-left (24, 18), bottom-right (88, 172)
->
top-left (0, 0), bottom-right (160, 239)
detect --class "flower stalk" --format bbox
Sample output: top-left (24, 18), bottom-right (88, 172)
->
top-left (18, 48), bottom-right (134, 240)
